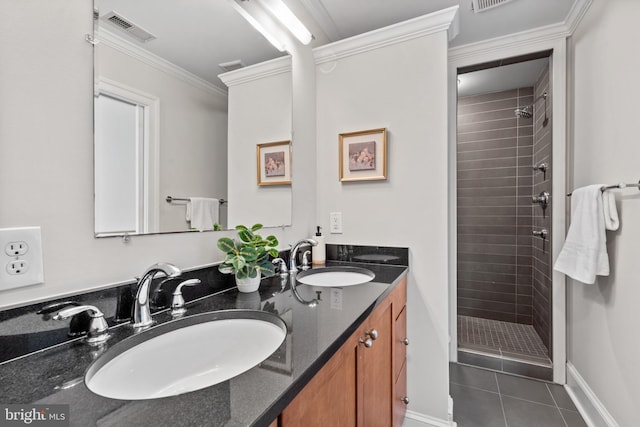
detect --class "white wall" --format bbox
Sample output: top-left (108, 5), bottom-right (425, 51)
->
top-left (0, 0), bottom-right (294, 309)
top-left (226, 63), bottom-right (293, 228)
top-left (98, 43), bottom-right (228, 232)
top-left (315, 31), bottom-right (451, 421)
top-left (568, 0), bottom-right (640, 425)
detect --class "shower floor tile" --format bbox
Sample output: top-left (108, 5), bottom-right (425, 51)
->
top-left (457, 315), bottom-right (550, 363)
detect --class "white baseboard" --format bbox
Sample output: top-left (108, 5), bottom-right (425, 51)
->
top-left (565, 362), bottom-right (619, 427)
top-left (403, 410), bottom-right (456, 427)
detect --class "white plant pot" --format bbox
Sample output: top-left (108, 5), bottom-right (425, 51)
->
top-left (235, 273), bottom-right (261, 293)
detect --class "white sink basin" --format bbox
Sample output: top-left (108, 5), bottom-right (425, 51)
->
top-left (295, 266), bottom-right (375, 287)
top-left (85, 310), bottom-right (286, 400)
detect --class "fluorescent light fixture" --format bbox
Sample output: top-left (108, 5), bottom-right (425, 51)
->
top-left (261, 0), bottom-right (313, 45)
top-left (229, 1), bottom-right (285, 52)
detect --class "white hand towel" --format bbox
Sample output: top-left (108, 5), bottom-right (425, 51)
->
top-left (554, 185), bottom-right (617, 284)
top-left (603, 190), bottom-right (620, 231)
top-left (187, 197), bottom-right (219, 232)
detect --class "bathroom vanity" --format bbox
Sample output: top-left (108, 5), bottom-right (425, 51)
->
top-left (0, 248), bottom-right (408, 426)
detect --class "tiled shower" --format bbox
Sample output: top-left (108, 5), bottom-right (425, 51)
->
top-left (456, 63), bottom-right (553, 372)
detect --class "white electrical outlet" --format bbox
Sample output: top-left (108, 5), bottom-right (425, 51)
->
top-left (7, 259), bottom-right (29, 275)
top-left (329, 212), bottom-right (343, 233)
top-left (0, 227), bottom-right (44, 290)
top-left (5, 241), bottom-right (28, 256)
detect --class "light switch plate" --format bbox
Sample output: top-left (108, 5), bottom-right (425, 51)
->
top-left (329, 212), bottom-right (343, 234)
top-left (0, 227), bottom-right (44, 291)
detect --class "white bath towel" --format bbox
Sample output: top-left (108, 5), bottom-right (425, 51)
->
top-left (554, 185), bottom-right (619, 284)
top-left (186, 197), bottom-right (219, 232)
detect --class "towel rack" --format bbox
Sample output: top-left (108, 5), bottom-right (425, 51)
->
top-left (566, 181), bottom-right (640, 197)
top-left (166, 196), bottom-right (227, 204)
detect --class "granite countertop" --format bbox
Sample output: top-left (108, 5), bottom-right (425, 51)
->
top-left (0, 261), bottom-right (407, 427)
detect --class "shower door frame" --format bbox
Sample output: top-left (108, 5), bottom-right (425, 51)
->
top-left (447, 36), bottom-right (568, 384)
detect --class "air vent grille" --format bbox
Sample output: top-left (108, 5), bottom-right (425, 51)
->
top-left (471, 0), bottom-right (514, 13)
top-left (108, 14), bottom-right (133, 30)
top-left (101, 11), bottom-right (156, 43)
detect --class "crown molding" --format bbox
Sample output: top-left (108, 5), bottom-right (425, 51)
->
top-left (97, 27), bottom-right (227, 97)
top-left (313, 6), bottom-right (459, 65)
top-left (218, 55), bottom-right (292, 87)
top-left (564, 0), bottom-right (593, 35)
top-left (449, 0), bottom-right (592, 64)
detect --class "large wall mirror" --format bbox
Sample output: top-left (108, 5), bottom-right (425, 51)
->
top-left (93, 0), bottom-right (292, 237)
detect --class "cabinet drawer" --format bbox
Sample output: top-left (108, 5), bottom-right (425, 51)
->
top-left (394, 306), bottom-right (407, 382)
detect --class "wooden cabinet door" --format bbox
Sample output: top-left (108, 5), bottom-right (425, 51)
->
top-left (393, 363), bottom-right (408, 427)
top-left (360, 300), bottom-right (393, 427)
top-left (280, 331), bottom-right (359, 427)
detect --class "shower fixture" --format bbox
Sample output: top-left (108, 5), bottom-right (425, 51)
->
top-left (533, 163), bottom-right (548, 173)
top-left (515, 105), bottom-right (533, 118)
top-left (514, 91), bottom-right (549, 126)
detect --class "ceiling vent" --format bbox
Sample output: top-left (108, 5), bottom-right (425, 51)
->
top-left (101, 11), bottom-right (156, 43)
top-left (471, 0), bottom-right (515, 13)
top-left (219, 60), bottom-right (246, 73)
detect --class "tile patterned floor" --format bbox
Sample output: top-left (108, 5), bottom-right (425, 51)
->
top-left (458, 315), bottom-right (551, 363)
top-left (450, 363), bottom-right (588, 427)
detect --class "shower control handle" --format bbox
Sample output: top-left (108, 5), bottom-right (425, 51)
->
top-left (532, 229), bottom-right (548, 239)
top-left (532, 191), bottom-right (550, 209)
top-left (533, 163), bottom-right (548, 173)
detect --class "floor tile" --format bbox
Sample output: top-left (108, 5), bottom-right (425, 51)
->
top-left (450, 383), bottom-right (506, 427)
top-left (458, 351), bottom-right (503, 371)
top-left (496, 373), bottom-right (555, 405)
top-left (501, 396), bottom-right (566, 427)
top-left (502, 358), bottom-right (553, 381)
top-left (547, 383), bottom-right (578, 411)
top-left (450, 363), bottom-right (499, 392)
top-left (561, 409), bottom-right (588, 427)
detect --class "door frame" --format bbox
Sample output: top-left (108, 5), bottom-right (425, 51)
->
top-left (95, 77), bottom-right (160, 235)
top-left (447, 36), bottom-right (568, 384)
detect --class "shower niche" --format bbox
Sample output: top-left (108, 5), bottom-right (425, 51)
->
top-left (455, 52), bottom-right (554, 380)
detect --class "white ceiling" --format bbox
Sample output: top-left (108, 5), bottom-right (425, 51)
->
top-left (97, 0), bottom-right (578, 90)
top-left (457, 57), bottom-right (549, 97)
top-left (301, 0), bottom-right (577, 47)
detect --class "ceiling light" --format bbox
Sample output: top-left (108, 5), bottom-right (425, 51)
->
top-left (260, 0), bottom-right (313, 45)
top-left (229, 1), bottom-right (285, 52)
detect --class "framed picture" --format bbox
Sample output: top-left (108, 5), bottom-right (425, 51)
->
top-left (339, 128), bottom-right (387, 182)
top-left (257, 140), bottom-right (292, 186)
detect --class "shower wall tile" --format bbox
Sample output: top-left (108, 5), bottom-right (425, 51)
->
top-left (457, 88), bottom-right (535, 324)
top-left (532, 65), bottom-right (553, 356)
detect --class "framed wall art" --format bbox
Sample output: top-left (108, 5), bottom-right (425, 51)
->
top-left (338, 128), bottom-right (387, 182)
top-left (257, 140), bottom-right (291, 186)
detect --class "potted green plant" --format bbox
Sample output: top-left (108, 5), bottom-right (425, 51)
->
top-left (217, 224), bottom-right (279, 292)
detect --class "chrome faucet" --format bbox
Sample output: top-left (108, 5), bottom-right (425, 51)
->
top-left (289, 239), bottom-right (317, 273)
top-left (53, 305), bottom-right (110, 344)
top-left (132, 262), bottom-right (182, 329)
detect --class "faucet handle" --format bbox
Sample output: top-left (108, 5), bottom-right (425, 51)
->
top-left (53, 305), bottom-right (109, 344)
top-left (272, 258), bottom-right (289, 276)
top-left (171, 279), bottom-right (201, 315)
top-left (171, 279), bottom-right (201, 316)
top-left (301, 251), bottom-right (311, 270)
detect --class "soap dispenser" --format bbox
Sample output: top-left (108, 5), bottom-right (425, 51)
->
top-left (312, 226), bottom-right (326, 265)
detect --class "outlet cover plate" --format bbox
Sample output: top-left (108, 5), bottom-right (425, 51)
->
top-left (329, 212), bottom-right (343, 234)
top-left (0, 227), bottom-right (44, 291)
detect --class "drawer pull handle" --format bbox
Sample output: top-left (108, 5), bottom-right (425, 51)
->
top-left (366, 329), bottom-right (379, 340)
top-left (401, 338), bottom-right (410, 346)
top-left (401, 396), bottom-right (409, 405)
top-left (359, 337), bottom-right (373, 348)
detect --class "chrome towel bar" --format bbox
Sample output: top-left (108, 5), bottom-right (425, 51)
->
top-left (166, 196), bottom-right (227, 204)
top-left (566, 181), bottom-right (640, 197)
